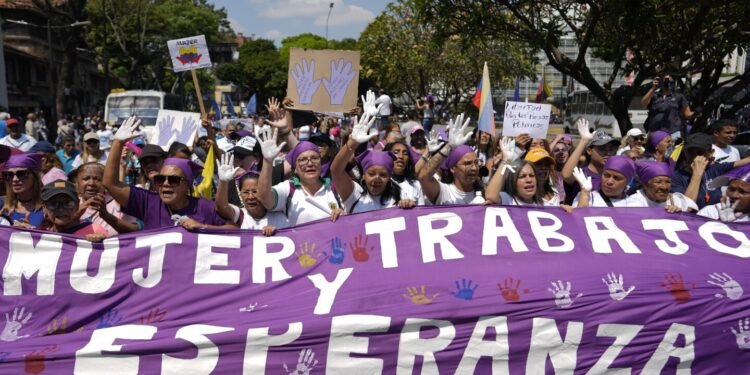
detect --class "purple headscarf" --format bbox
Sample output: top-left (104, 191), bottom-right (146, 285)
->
top-left (163, 158), bottom-right (202, 183)
top-left (636, 160), bottom-right (671, 184)
top-left (285, 141), bottom-right (320, 166)
top-left (646, 131), bottom-right (670, 154)
top-left (444, 145), bottom-right (475, 170)
top-left (709, 163), bottom-right (750, 189)
top-left (5, 153), bottom-right (42, 171)
top-left (603, 155), bottom-right (636, 181)
top-left (357, 150), bottom-right (395, 174)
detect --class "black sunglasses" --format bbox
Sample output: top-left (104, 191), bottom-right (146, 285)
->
top-left (3, 170), bottom-right (30, 180)
top-left (85, 139), bottom-right (99, 144)
top-left (46, 200), bottom-right (76, 210)
top-left (153, 174), bottom-right (185, 185)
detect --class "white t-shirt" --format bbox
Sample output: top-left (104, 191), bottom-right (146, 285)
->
top-left (343, 183), bottom-right (396, 214)
top-left (623, 190), bottom-right (698, 212)
top-left (499, 192), bottom-right (542, 206)
top-left (397, 179), bottom-right (425, 205)
top-left (0, 134), bottom-right (36, 151)
top-left (72, 151), bottom-right (109, 169)
top-left (375, 94), bottom-right (392, 116)
top-left (272, 179), bottom-right (340, 226)
top-left (697, 203), bottom-right (750, 222)
top-left (229, 204), bottom-right (290, 230)
top-left (97, 129), bottom-right (114, 150)
top-left (573, 191), bottom-right (631, 207)
top-left (432, 182), bottom-right (484, 205)
top-left (712, 144), bottom-right (740, 164)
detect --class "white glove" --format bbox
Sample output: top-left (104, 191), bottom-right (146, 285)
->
top-left (217, 152), bottom-right (239, 182)
top-left (576, 118), bottom-right (592, 141)
top-left (500, 137), bottom-right (517, 163)
top-left (447, 113), bottom-right (472, 148)
top-left (257, 126), bottom-right (286, 162)
top-left (718, 199), bottom-right (741, 222)
top-left (351, 113), bottom-right (378, 144)
top-left (426, 130), bottom-right (445, 155)
top-left (572, 167), bottom-right (592, 192)
top-left (361, 90), bottom-right (382, 116)
top-left (113, 116), bottom-right (141, 141)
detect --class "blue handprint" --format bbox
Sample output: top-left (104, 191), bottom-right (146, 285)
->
top-left (96, 309), bottom-right (122, 329)
top-left (328, 238), bottom-right (345, 265)
top-left (451, 279), bottom-right (479, 301)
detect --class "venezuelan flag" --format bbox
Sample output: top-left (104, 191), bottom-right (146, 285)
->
top-left (535, 74), bottom-right (553, 103)
top-left (477, 62), bottom-right (495, 134)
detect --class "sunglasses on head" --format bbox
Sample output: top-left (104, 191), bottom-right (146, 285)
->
top-left (153, 174), bottom-right (185, 185)
top-left (3, 170), bottom-right (30, 180)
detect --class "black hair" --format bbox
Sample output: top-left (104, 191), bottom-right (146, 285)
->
top-left (167, 142), bottom-right (191, 158)
top-left (502, 159), bottom-right (543, 205)
top-left (383, 141), bottom-right (417, 183)
top-left (359, 173), bottom-right (402, 206)
top-left (711, 119), bottom-right (738, 134)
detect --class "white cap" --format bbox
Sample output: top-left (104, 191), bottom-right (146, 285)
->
top-left (626, 128), bottom-right (644, 137)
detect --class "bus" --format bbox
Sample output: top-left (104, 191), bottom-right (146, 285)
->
top-left (104, 90), bottom-right (181, 128)
top-left (565, 90), bottom-right (647, 138)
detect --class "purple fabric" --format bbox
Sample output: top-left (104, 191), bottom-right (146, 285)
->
top-left (604, 155), bottom-right (636, 181)
top-left (5, 152), bottom-right (42, 171)
top-left (636, 160), bottom-right (672, 183)
top-left (357, 150), bottom-right (395, 174)
top-left (123, 186), bottom-right (225, 230)
top-left (0, 206), bottom-right (749, 373)
top-left (285, 141), bottom-right (320, 166)
top-left (649, 130), bottom-right (670, 149)
top-left (444, 145), bottom-right (474, 170)
top-left (408, 147), bottom-right (421, 166)
top-left (709, 163), bottom-right (750, 189)
top-left (163, 157), bottom-right (202, 183)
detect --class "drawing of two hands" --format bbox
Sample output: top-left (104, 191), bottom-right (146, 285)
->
top-left (291, 58), bottom-right (355, 105)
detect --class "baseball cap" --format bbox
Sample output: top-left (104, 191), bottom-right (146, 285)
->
top-left (410, 124), bottom-right (425, 135)
top-left (709, 164), bottom-right (750, 189)
top-left (231, 136), bottom-right (258, 154)
top-left (626, 128), bottom-right (644, 138)
top-left (589, 129), bottom-right (621, 147)
top-left (83, 132), bottom-right (100, 142)
top-left (309, 133), bottom-right (334, 147)
top-left (683, 133), bottom-right (712, 152)
top-left (30, 141), bottom-right (56, 154)
top-left (139, 144), bottom-right (167, 161)
top-left (5, 118), bottom-right (19, 127)
top-left (525, 147), bottom-right (554, 164)
top-left (41, 179), bottom-right (78, 202)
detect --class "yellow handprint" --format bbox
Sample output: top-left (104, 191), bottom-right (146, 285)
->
top-left (403, 286), bottom-right (439, 305)
top-left (296, 242), bottom-right (320, 268)
top-left (39, 316), bottom-right (83, 336)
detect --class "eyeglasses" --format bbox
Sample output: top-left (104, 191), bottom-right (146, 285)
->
top-left (3, 170), bottom-right (30, 180)
top-left (153, 174), bottom-right (186, 185)
top-left (85, 139), bottom-right (99, 145)
top-left (296, 156), bottom-right (321, 166)
top-left (46, 200), bottom-right (76, 210)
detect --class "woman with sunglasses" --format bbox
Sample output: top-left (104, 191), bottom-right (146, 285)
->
top-left (562, 119), bottom-right (621, 200)
top-left (72, 132), bottom-right (108, 169)
top-left (332, 114), bottom-right (406, 213)
top-left (384, 140), bottom-right (424, 205)
top-left (215, 153), bottom-right (288, 236)
top-left (103, 117), bottom-right (230, 230)
top-left (617, 128), bottom-right (646, 159)
top-left (41, 179), bottom-right (108, 242)
top-left (573, 155), bottom-right (636, 207)
top-left (0, 153), bottom-right (45, 228)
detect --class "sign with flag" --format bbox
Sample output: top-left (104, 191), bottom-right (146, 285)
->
top-left (476, 62), bottom-right (494, 134)
top-left (167, 35), bottom-right (212, 73)
top-left (535, 74), bottom-right (553, 103)
top-left (246, 93), bottom-right (257, 116)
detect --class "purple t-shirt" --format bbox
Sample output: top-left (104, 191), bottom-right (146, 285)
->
top-left (124, 187), bottom-right (225, 230)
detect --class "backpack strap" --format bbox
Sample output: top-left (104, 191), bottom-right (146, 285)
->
top-left (285, 180), bottom-right (296, 218)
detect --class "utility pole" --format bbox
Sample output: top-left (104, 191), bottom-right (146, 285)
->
top-left (325, 2), bottom-right (333, 48)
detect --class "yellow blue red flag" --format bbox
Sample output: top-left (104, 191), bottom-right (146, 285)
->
top-left (477, 62), bottom-right (494, 134)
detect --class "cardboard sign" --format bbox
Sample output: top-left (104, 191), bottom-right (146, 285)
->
top-left (151, 110), bottom-right (201, 150)
top-left (286, 48), bottom-right (360, 112)
top-left (167, 35), bottom-right (212, 72)
top-left (502, 101), bottom-right (552, 139)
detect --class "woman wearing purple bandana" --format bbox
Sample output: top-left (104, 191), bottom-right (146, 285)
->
top-left (331, 113), bottom-right (405, 213)
top-left (215, 153), bottom-right (288, 235)
top-left (0, 153), bottom-right (45, 228)
top-left (697, 163), bottom-right (750, 222)
top-left (418, 113), bottom-right (484, 205)
top-left (103, 117), bottom-right (229, 230)
top-left (623, 161), bottom-right (698, 212)
top-left (573, 155), bottom-right (636, 207)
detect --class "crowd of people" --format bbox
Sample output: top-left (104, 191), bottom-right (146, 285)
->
top-left (0, 89), bottom-right (747, 242)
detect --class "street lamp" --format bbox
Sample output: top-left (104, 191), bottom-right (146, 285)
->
top-left (325, 2), bottom-right (334, 48)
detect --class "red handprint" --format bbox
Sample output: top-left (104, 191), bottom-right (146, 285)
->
top-left (25, 345), bottom-right (58, 374)
top-left (139, 308), bottom-right (167, 324)
top-left (660, 273), bottom-right (695, 303)
top-left (497, 277), bottom-right (527, 302)
top-left (350, 234), bottom-right (374, 262)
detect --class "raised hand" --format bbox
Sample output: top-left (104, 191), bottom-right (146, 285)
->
top-left (499, 137), bottom-right (517, 163)
top-left (322, 58), bottom-right (357, 105)
top-left (350, 113), bottom-right (378, 144)
top-left (1, 306), bottom-right (32, 342)
top-left (602, 272), bottom-right (635, 301)
top-left (291, 58), bottom-right (321, 104)
top-left (361, 90), bottom-right (379, 116)
top-left (572, 167), bottom-right (593, 192)
top-left (257, 126), bottom-right (286, 162)
top-left (718, 198), bottom-right (741, 222)
top-left (708, 272), bottom-right (743, 300)
top-left (217, 152), bottom-right (239, 182)
top-left (576, 118), bottom-right (592, 141)
top-left (447, 113), bottom-right (472, 148)
top-left (426, 130), bottom-right (445, 155)
top-left (113, 116), bottom-right (141, 141)
top-left (548, 280), bottom-right (582, 308)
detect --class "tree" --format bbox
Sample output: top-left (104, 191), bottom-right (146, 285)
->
top-left (419, 0), bottom-right (750, 132)
top-left (216, 38), bottom-right (287, 101)
top-left (360, 0), bottom-right (534, 117)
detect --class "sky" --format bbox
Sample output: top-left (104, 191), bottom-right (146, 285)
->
top-left (211, 0), bottom-right (390, 44)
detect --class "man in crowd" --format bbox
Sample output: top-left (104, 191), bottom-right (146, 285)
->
top-left (0, 118), bottom-right (37, 151)
top-left (711, 119), bottom-right (740, 163)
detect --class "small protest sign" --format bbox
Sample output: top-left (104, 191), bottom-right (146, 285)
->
top-left (167, 35), bottom-right (212, 72)
top-left (151, 110), bottom-right (201, 150)
top-left (502, 101), bottom-right (552, 139)
top-left (286, 48), bottom-right (360, 112)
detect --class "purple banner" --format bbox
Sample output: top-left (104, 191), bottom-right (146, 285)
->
top-left (1, 206), bottom-right (750, 374)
